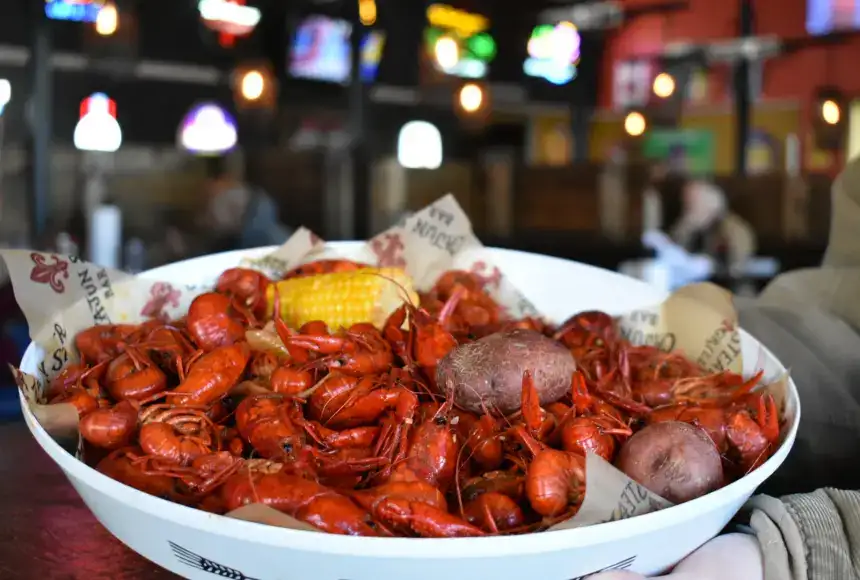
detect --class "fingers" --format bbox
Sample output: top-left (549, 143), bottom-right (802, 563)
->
top-left (671, 533), bottom-right (764, 580)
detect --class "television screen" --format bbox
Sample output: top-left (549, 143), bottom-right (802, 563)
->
top-left (807, 0), bottom-right (860, 35)
top-left (288, 15), bottom-right (385, 84)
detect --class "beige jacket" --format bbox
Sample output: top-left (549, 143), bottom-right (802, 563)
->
top-left (735, 157), bottom-right (860, 579)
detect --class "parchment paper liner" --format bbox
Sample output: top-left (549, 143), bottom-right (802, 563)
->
top-left (2, 194), bottom-right (792, 533)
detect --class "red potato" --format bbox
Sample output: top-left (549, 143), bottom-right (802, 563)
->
top-left (615, 421), bottom-right (724, 504)
top-left (436, 329), bottom-right (576, 414)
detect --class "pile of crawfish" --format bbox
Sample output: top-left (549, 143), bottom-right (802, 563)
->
top-left (45, 259), bottom-right (780, 538)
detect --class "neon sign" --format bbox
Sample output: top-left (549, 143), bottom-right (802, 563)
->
top-left (523, 22), bottom-right (581, 85)
top-left (45, 0), bottom-right (104, 23)
top-left (424, 4), bottom-right (495, 79)
top-left (178, 103), bottom-right (237, 155)
top-left (198, 0), bottom-right (261, 47)
top-left (426, 4), bottom-right (489, 37)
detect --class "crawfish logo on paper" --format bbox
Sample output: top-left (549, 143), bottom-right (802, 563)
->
top-left (569, 556), bottom-right (636, 580)
top-left (169, 542), bottom-right (261, 580)
top-left (371, 232), bottom-right (406, 268)
top-left (29, 252), bottom-right (71, 293)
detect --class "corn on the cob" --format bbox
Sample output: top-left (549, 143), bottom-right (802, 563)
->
top-left (266, 267), bottom-right (419, 331)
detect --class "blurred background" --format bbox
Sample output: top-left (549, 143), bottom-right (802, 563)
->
top-left (0, 0), bottom-right (857, 406)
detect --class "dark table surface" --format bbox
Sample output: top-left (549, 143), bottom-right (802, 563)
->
top-left (0, 420), bottom-right (178, 579)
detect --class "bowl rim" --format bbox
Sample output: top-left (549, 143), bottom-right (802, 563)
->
top-left (19, 243), bottom-right (801, 558)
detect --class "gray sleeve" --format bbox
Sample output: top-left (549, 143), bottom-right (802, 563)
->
top-left (745, 490), bottom-right (860, 580)
top-left (735, 298), bottom-right (860, 496)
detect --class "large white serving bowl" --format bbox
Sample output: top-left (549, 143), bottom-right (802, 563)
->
top-left (19, 243), bottom-right (800, 580)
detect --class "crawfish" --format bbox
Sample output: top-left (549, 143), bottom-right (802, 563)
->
top-left (235, 394), bottom-right (306, 460)
top-left (374, 499), bottom-right (484, 537)
top-left (48, 362), bottom-right (110, 415)
top-left (79, 400), bottom-right (139, 450)
top-left (350, 479), bottom-right (484, 538)
top-left (457, 412), bottom-right (504, 472)
top-left (387, 400), bottom-right (460, 492)
top-left (75, 324), bottom-right (138, 364)
top-left (248, 351), bottom-right (280, 382)
top-left (285, 324), bottom-right (394, 376)
top-left (105, 347), bottom-right (168, 402)
top-left (46, 362), bottom-right (105, 401)
top-left (137, 404), bottom-right (221, 466)
top-left (96, 447), bottom-right (183, 500)
top-left (636, 368), bottom-right (764, 409)
top-left (169, 342), bottom-right (251, 406)
top-left (135, 324), bottom-right (197, 374)
top-left (270, 364), bottom-right (315, 396)
top-left (463, 492), bottom-right (526, 534)
top-left (302, 421), bottom-right (380, 450)
top-left (185, 292), bottom-right (252, 352)
top-left (461, 470), bottom-right (525, 503)
top-left (511, 370), bottom-right (567, 445)
top-left (558, 371), bottom-right (632, 461)
top-left (235, 396), bottom-right (384, 478)
top-left (430, 270), bottom-right (502, 329)
top-left (216, 267), bottom-right (271, 319)
top-left (411, 291), bottom-right (462, 381)
top-left (553, 311), bottom-right (616, 370)
top-left (307, 372), bottom-right (418, 431)
top-left (51, 387), bottom-right (101, 417)
top-left (511, 425), bottom-right (586, 518)
top-left (726, 393), bottom-right (780, 472)
top-left (220, 469), bottom-right (381, 536)
top-left (282, 259), bottom-right (368, 280)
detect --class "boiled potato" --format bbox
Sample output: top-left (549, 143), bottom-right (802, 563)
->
top-left (616, 421), bottom-right (724, 504)
top-left (436, 329), bottom-right (575, 414)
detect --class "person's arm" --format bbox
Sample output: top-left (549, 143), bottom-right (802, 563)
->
top-left (744, 489), bottom-right (860, 580)
top-left (591, 491), bottom-right (860, 580)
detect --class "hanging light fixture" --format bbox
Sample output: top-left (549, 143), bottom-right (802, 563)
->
top-left (74, 93), bottom-right (122, 152)
top-left (178, 102), bottom-right (238, 155)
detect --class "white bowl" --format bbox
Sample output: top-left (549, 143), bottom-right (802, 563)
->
top-left (19, 243), bottom-right (800, 580)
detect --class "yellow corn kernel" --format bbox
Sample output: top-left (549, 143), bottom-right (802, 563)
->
top-left (266, 267), bottom-right (419, 331)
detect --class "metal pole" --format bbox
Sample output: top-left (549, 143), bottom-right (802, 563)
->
top-left (733, 0), bottom-right (753, 175)
top-left (27, 0), bottom-right (52, 245)
top-left (348, 7), bottom-right (369, 240)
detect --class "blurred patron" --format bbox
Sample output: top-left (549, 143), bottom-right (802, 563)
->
top-left (201, 156), bottom-right (292, 253)
top-left (650, 163), bottom-right (756, 279)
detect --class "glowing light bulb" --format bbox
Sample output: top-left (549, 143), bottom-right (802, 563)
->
top-left (241, 70), bottom-right (265, 101)
top-left (434, 36), bottom-right (460, 71)
top-left (359, 0), bottom-right (376, 26)
top-left (0, 79), bottom-right (11, 109)
top-left (653, 73), bottom-right (675, 98)
top-left (459, 83), bottom-right (483, 113)
top-left (624, 111), bottom-right (646, 137)
top-left (397, 121), bottom-right (443, 170)
top-left (95, 3), bottom-right (118, 36)
top-left (822, 99), bottom-right (840, 125)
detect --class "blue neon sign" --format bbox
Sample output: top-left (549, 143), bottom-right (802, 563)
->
top-left (45, 0), bottom-right (104, 23)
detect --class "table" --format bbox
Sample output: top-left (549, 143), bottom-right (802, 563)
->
top-left (0, 420), bottom-right (178, 579)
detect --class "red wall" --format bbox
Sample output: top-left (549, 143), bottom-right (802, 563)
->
top-left (601, 0), bottom-right (860, 108)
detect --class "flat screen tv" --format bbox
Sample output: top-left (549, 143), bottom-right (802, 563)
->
top-left (807, 0), bottom-right (860, 35)
top-left (288, 15), bottom-right (385, 84)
